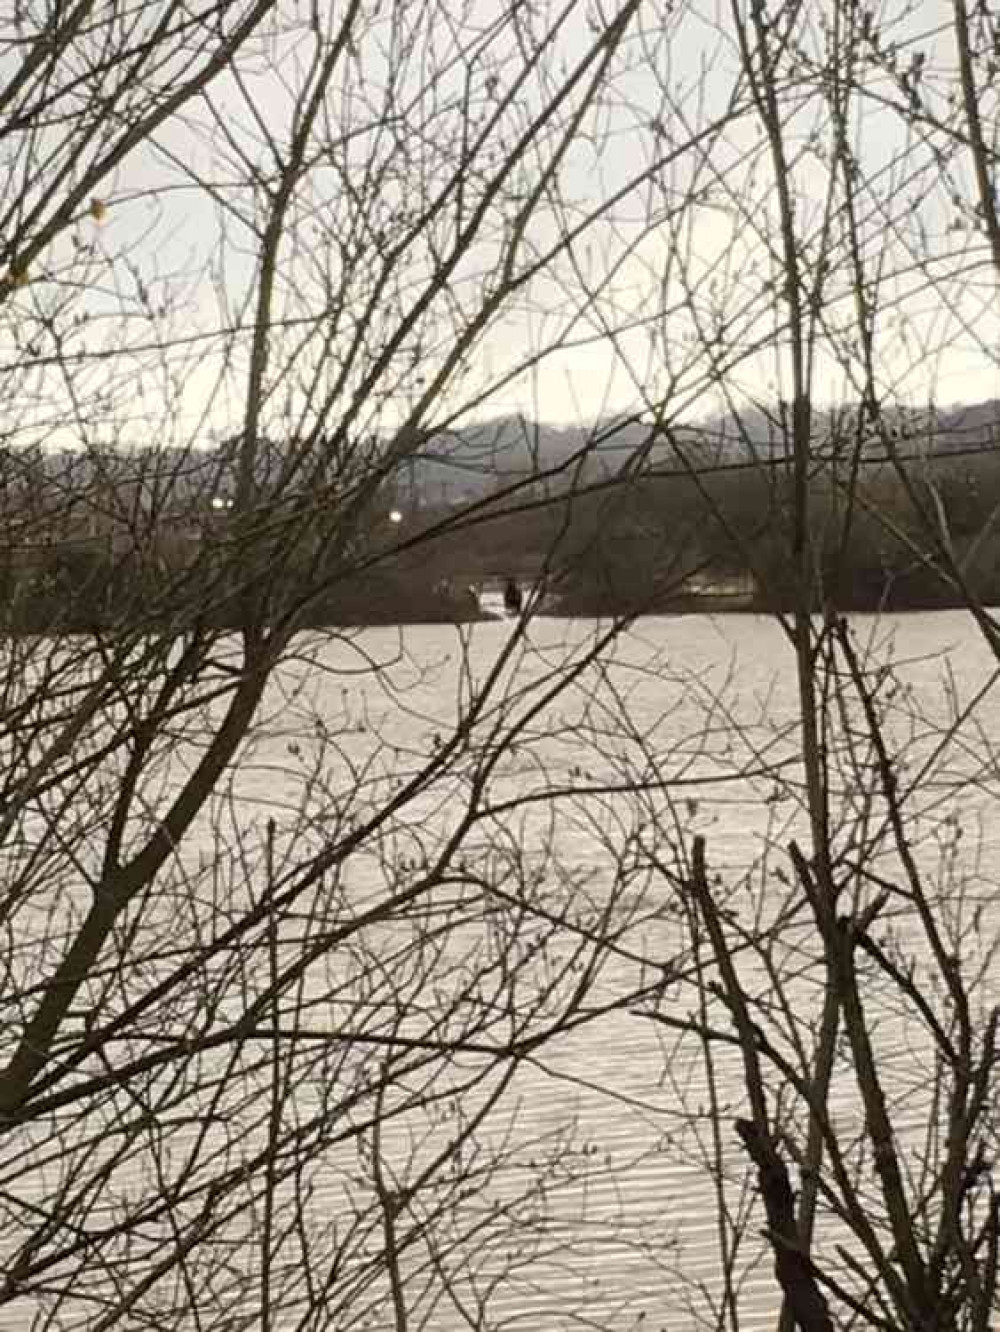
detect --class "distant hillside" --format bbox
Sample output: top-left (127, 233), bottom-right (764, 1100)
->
top-left (8, 396), bottom-right (1000, 521)
top-left (401, 400), bottom-right (1000, 503)
top-left (4, 396), bottom-right (1000, 629)
top-left (404, 414), bottom-right (725, 504)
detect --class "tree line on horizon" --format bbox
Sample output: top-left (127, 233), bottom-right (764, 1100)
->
top-left (5, 418), bottom-right (1000, 629)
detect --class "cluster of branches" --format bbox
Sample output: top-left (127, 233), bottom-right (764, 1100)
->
top-left (1, 1), bottom-right (1000, 1330)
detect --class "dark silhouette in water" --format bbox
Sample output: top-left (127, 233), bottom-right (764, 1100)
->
top-left (503, 577), bottom-right (522, 615)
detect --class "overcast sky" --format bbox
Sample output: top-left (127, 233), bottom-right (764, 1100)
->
top-left (5, 0), bottom-right (1000, 453)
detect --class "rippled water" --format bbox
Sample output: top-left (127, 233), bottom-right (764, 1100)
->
top-left (231, 610), bottom-right (1000, 1329)
top-left (8, 610), bottom-right (1000, 1329)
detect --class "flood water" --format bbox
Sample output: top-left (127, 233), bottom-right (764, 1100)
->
top-left (7, 610), bottom-right (1000, 1330)
top-left (227, 610), bottom-right (1000, 1329)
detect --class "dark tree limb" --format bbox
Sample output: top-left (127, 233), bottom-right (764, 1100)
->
top-left (734, 1117), bottom-right (835, 1332)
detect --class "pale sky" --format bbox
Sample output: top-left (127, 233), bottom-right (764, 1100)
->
top-left (4, 0), bottom-right (1000, 453)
